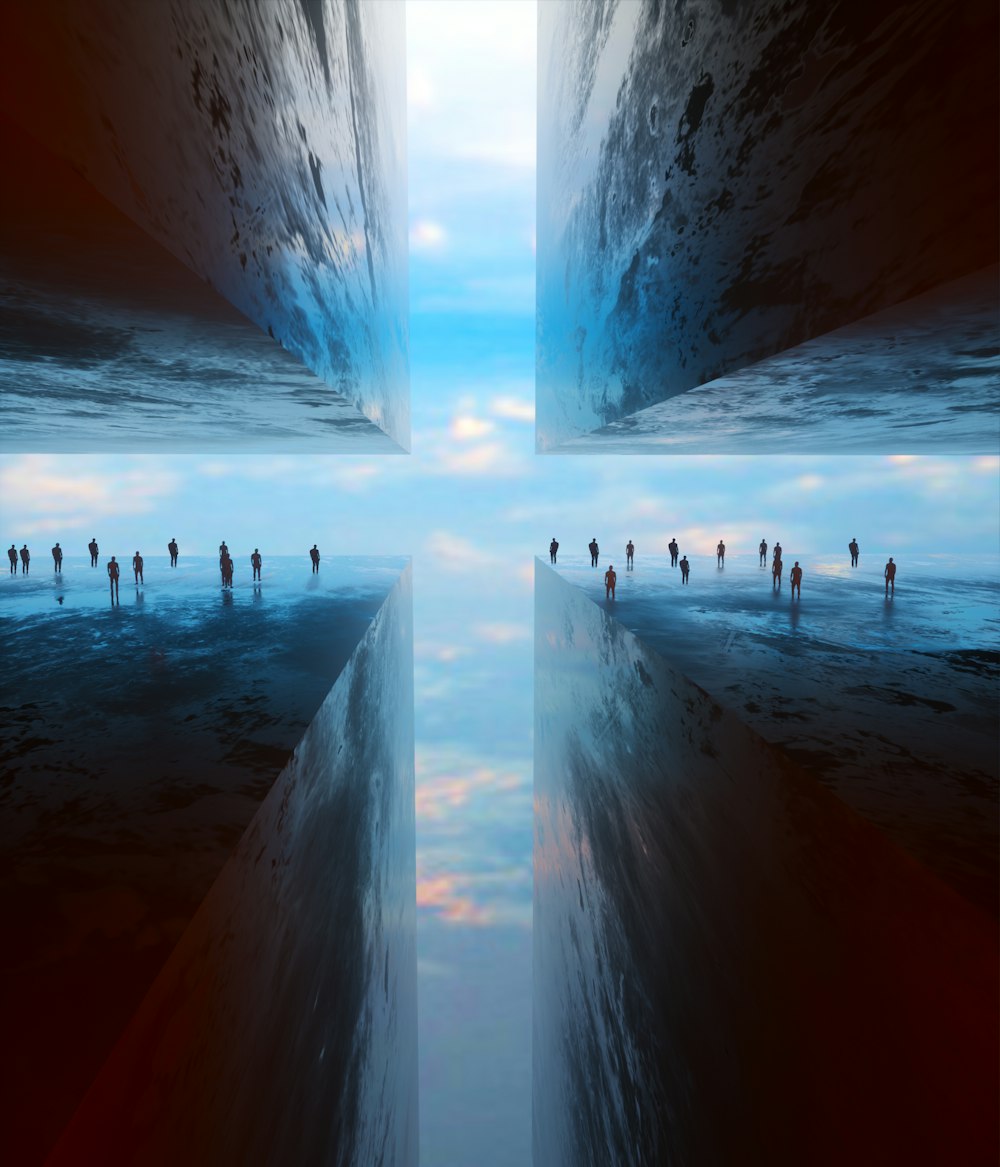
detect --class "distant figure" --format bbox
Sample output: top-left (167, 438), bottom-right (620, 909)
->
top-left (8, 545), bottom-right (17, 574)
top-left (716, 540), bottom-right (726, 567)
top-left (310, 544), bottom-right (321, 573)
top-left (19, 545), bottom-right (29, 575)
top-left (107, 556), bottom-right (120, 601)
top-left (626, 540), bottom-right (634, 569)
top-left (605, 564), bottom-right (617, 599)
top-left (251, 548), bottom-right (262, 581)
top-left (549, 538), bottom-right (559, 564)
top-left (849, 538), bottom-right (860, 568)
top-left (679, 555), bottom-right (690, 583)
top-left (132, 551), bottom-right (144, 584)
top-left (221, 553), bottom-right (234, 588)
top-left (668, 539), bottom-right (679, 567)
top-left (168, 538), bottom-right (179, 567)
top-left (759, 539), bottom-right (767, 566)
top-left (772, 554), bottom-right (783, 589)
top-left (589, 538), bottom-right (599, 567)
top-left (219, 541), bottom-right (229, 563)
top-left (884, 557), bottom-right (896, 597)
top-left (773, 542), bottom-right (782, 565)
top-left (89, 538), bottom-right (99, 567)
top-left (52, 542), bottom-right (62, 573)
top-left (790, 561), bottom-right (803, 599)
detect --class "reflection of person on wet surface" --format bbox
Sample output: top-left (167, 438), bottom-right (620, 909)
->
top-left (849, 538), bottom-right (860, 568)
top-left (19, 545), bottom-right (30, 575)
top-left (251, 548), bottom-right (262, 581)
top-left (759, 539), bottom-right (767, 566)
top-left (605, 564), bottom-right (616, 599)
top-left (52, 543), bottom-right (62, 573)
top-left (790, 561), bottom-right (802, 598)
top-left (549, 538), bottom-right (559, 564)
top-left (884, 557), bottom-right (896, 597)
top-left (8, 545), bottom-right (17, 574)
top-left (310, 544), bottom-right (320, 573)
top-left (668, 539), bottom-right (679, 567)
top-left (168, 539), bottom-right (179, 567)
top-left (679, 555), bottom-right (689, 583)
top-left (716, 540), bottom-right (725, 567)
top-left (772, 554), bottom-right (783, 589)
top-left (626, 541), bottom-right (634, 568)
top-left (589, 539), bottom-right (599, 567)
top-left (132, 551), bottom-right (144, 583)
top-left (107, 556), bottom-right (120, 601)
top-left (89, 538), bottom-right (99, 567)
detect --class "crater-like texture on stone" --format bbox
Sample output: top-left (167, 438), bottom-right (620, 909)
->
top-left (536, 0), bottom-right (998, 447)
top-left (3, 0), bottom-right (408, 446)
top-left (534, 562), bottom-right (997, 1166)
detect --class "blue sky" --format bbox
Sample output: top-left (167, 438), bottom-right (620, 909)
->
top-left (1, 2), bottom-right (998, 1163)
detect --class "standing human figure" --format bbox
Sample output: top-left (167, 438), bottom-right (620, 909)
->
top-left (8, 545), bottom-right (17, 575)
top-left (168, 538), bottom-right (179, 567)
top-left (759, 539), bottom-right (767, 566)
top-left (790, 561), bottom-right (803, 599)
top-left (884, 557), bottom-right (896, 597)
top-left (222, 553), bottom-right (234, 588)
top-left (133, 551), bottom-right (144, 584)
top-left (668, 539), bottom-right (679, 567)
top-left (219, 541), bottom-right (229, 563)
top-left (849, 538), bottom-right (860, 568)
top-left (588, 539), bottom-right (599, 567)
top-left (251, 548), bottom-right (262, 581)
top-left (772, 554), bottom-right (783, 589)
top-left (625, 541), bottom-right (634, 569)
top-left (89, 538), bottom-right (99, 567)
top-left (604, 564), bottom-right (617, 599)
top-left (716, 540), bottom-right (726, 567)
top-left (549, 538), bottom-right (559, 564)
top-left (679, 555), bottom-right (690, 584)
top-left (773, 542), bottom-right (782, 565)
top-left (19, 545), bottom-right (30, 575)
top-left (108, 556), bottom-right (120, 602)
top-left (52, 543), bottom-right (63, 573)
top-left (310, 544), bottom-right (321, 573)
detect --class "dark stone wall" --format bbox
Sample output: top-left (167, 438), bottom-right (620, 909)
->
top-left (2, 0), bottom-right (409, 446)
top-left (533, 562), bottom-right (997, 1165)
top-left (46, 566), bottom-right (417, 1166)
top-left (536, 0), bottom-right (999, 445)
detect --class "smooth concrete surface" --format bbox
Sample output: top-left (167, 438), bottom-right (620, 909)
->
top-left (45, 565), bottom-right (416, 1167)
top-left (0, 556), bottom-right (407, 1164)
top-left (2, 0), bottom-right (409, 446)
top-left (536, 0), bottom-right (998, 448)
top-left (533, 562), bottom-right (997, 1166)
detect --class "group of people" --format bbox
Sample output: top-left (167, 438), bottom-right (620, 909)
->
top-left (549, 536), bottom-right (898, 600)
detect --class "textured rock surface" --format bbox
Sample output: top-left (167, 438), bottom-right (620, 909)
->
top-left (2, 0), bottom-right (409, 446)
top-left (0, 557), bottom-right (408, 1164)
top-left (46, 565), bottom-right (416, 1166)
top-left (536, 0), bottom-right (999, 447)
top-left (534, 562), bottom-right (997, 1165)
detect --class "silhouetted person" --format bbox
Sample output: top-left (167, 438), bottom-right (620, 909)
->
top-left (605, 564), bottom-right (616, 599)
top-left (589, 538), bottom-right (599, 567)
top-left (19, 545), bottom-right (29, 575)
top-left (251, 548), bottom-right (262, 581)
top-left (849, 538), bottom-right (860, 568)
top-left (790, 561), bottom-right (803, 599)
top-left (108, 556), bottom-right (120, 601)
top-left (626, 540), bottom-right (634, 568)
top-left (716, 540), bottom-right (726, 567)
top-left (679, 555), bottom-right (690, 583)
top-left (89, 538), bottom-right (99, 567)
top-left (549, 538), bottom-right (559, 564)
top-left (168, 538), bottom-right (179, 567)
top-left (884, 557), bottom-right (896, 597)
top-left (310, 544), bottom-right (320, 573)
top-left (219, 541), bottom-right (229, 563)
top-left (773, 543), bottom-right (782, 565)
top-left (222, 554), bottom-right (234, 588)
top-left (668, 539), bottom-right (679, 567)
top-left (132, 551), bottom-right (144, 584)
top-left (772, 555), bottom-right (783, 589)
top-left (759, 539), bottom-right (767, 566)
top-left (8, 545), bottom-right (17, 574)
top-left (51, 542), bottom-right (62, 573)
